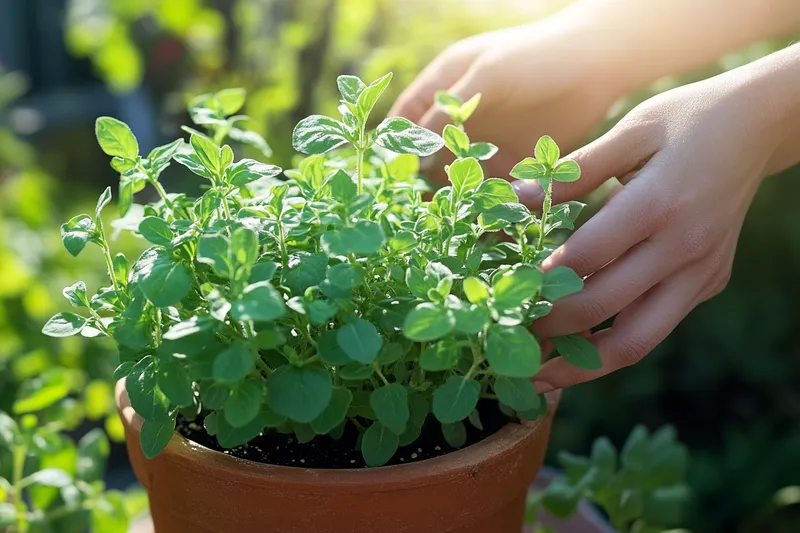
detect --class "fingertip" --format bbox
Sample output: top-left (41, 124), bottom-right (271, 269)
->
top-left (512, 180), bottom-right (544, 207)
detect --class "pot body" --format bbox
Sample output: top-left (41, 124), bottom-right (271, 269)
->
top-left (117, 381), bottom-right (559, 533)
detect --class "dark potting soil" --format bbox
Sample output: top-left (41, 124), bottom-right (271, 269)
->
top-left (176, 399), bottom-right (514, 469)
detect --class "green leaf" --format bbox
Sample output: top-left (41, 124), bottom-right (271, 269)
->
top-left (541, 266), bottom-right (583, 301)
top-left (42, 312), bottom-right (88, 338)
top-left (250, 261), bottom-right (278, 283)
top-left (356, 72), bottom-right (393, 121)
top-left (317, 330), bottom-right (352, 365)
top-left (486, 325), bottom-right (541, 378)
top-left (321, 221), bottom-right (385, 256)
top-left (148, 139), bottom-right (184, 171)
top-left (472, 179), bottom-right (518, 211)
top-left (361, 421), bottom-right (399, 467)
top-left (552, 160), bottom-right (581, 183)
top-left (551, 335), bottom-right (602, 370)
top-left (227, 159), bottom-right (282, 186)
top-left (138, 216), bottom-right (173, 246)
top-left (459, 93), bottom-right (481, 123)
top-left (95, 117), bottom-right (138, 158)
top-left (62, 281), bottom-right (89, 308)
top-left (326, 263), bottom-right (363, 289)
top-left (375, 117), bottom-right (444, 157)
top-left (388, 231), bottom-right (418, 254)
top-left (340, 364), bottom-right (373, 380)
top-left (443, 124), bottom-right (469, 156)
top-left (140, 418), bottom-right (175, 459)
top-left (308, 300), bottom-right (338, 325)
top-left (337, 318), bottom-right (383, 364)
top-left (112, 253), bottom-right (130, 287)
top-left (643, 485), bottom-right (690, 525)
top-left (174, 152), bottom-right (214, 179)
top-left (535, 135), bottom-right (560, 167)
top-left (403, 302), bottom-right (455, 342)
top-left (337, 75), bottom-right (366, 104)
top-left (215, 409), bottom-right (269, 448)
top-left (451, 302), bottom-right (489, 334)
top-left (216, 87), bottom-right (246, 115)
top-left (229, 127), bottom-right (273, 157)
top-left (230, 227), bottom-right (259, 276)
top-left (447, 157), bottom-right (483, 197)
top-left (61, 214), bottom-right (95, 257)
top-left (225, 380), bottom-right (263, 428)
top-left (95, 186), bottom-right (112, 219)
top-left (435, 91), bottom-right (462, 112)
top-left (541, 477), bottom-right (581, 519)
top-left (467, 142), bottom-right (498, 160)
top-left (267, 365), bottom-right (332, 423)
top-left (0, 502), bottom-right (17, 528)
top-left (191, 133), bottom-right (221, 174)
top-left (442, 421), bottom-right (467, 448)
top-left (282, 252), bottom-right (328, 294)
top-left (22, 468), bottom-right (73, 488)
top-left (131, 248), bottom-right (191, 307)
top-left (119, 179), bottom-right (134, 216)
top-left (77, 429), bottom-right (110, 483)
top-left (311, 387), bottom-right (352, 435)
top-left (197, 234), bottom-right (233, 278)
top-left (292, 115), bottom-right (350, 154)
top-left (163, 316), bottom-right (218, 340)
top-left (213, 342), bottom-right (255, 382)
top-left (126, 357), bottom-right (170, 420)
top-left (325, 169), bottom-right (356, 204)
top-left (463, 276), bottom-right (490, 304)
top-left (486, 202), bottom-right (531, 223)
top-left (157, 361), bottom-right (194, 407)
top-left (510, 157), bottom-right (548, 180)
top-left (492, 266), bottom-right (543, 311)
top-left (493, 377), bottom-right (540, 412)
top-left (432, 376), bottom-right (480, 424)
top-left (419, 341), bottom-right (460, 371)
top-left (370, 384), bottom-right (409, 435)
top-left (13, 368), bottom-right (71, 413)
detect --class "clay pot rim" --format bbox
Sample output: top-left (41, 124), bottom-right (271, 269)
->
top-left (116, 379), bottom-right (560, 493)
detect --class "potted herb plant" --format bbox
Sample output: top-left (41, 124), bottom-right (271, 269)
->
top-left (43, 73), bottom-right (601, 532)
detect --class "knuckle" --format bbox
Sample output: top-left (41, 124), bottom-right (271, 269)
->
top-left (614, 335), bottom-right (651, 368)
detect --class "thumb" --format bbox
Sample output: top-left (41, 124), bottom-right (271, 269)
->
top-left (513, 120), bottom-right (659, 207)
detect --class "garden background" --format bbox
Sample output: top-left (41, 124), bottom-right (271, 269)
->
top-left (0, 0), bottom-right (798, 531)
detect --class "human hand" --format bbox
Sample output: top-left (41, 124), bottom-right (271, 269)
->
top-left (515, 66), bottom-right (792, 393)
top-left (389, 16), bottom-right (628, 179)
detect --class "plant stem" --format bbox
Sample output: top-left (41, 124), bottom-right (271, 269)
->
top-left (12, 445), bottom-right (28, 533)
top-left (375, 368), bottom-right (390, 386)
top-left (355, 146), bottom-right (365, 196)
top-left (536, 178), bottom-right (553, 251)
top-left (100, 238), bottom-right (120, 293)
top-left (220, 188), bottom-right (232, 219)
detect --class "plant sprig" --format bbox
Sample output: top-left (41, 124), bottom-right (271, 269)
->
top-left (44, 74), bottom-right (600, 467)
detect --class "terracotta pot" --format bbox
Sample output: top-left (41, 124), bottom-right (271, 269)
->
top-left (116, 380), bottom-right (560, 533)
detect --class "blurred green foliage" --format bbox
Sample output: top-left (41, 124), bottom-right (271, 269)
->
top-left (7, 1), bottom-right (793, 531)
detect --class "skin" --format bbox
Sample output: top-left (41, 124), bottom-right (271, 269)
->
top-left (390, 0), bottom-right (800, 392)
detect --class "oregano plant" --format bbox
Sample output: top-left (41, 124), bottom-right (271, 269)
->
top-left (43, 74), bottom-right (600, 467)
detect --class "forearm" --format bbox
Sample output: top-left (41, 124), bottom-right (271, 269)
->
top-left (731, 43), bottom-right (800, 177)
top-left (551, 0), bottom-right (800, 92)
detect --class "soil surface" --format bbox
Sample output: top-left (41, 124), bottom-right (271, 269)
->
top-left (176, 399), bottom-right (513, 469)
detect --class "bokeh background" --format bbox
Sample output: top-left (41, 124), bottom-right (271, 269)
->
top-left (0, 0), bottom-right (798, 531)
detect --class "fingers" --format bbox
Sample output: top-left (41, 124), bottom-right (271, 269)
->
top-left (541, 174), bottom-right (675, 277)
top-left (514, 117), bottom-right (660, 207)
top-left (532, 265), bottom-right (701, 393)
top-left (534, 235), bottom-right (681, 338)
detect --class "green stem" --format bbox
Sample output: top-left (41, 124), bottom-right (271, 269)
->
top-left (375, 367), bottom-right (390, 386)
top-left (536, 178), bottom-right (553, 251)
top-left (355, 146), bottom-right (365, 196)
top-left (100, 240), bottom-right (120, 293)
top-left (219, 188), bottom-right (232, 219)
top-left (12, 445), bottom-right (28, 533)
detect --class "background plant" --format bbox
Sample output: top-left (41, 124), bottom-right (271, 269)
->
top-left (526, 425), bottom-right (690, 533)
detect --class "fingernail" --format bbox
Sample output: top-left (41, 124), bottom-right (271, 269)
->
top-left (533, 380), bottom-right (555, 394)
top-left (512, 180), bottom-right (544, 205)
